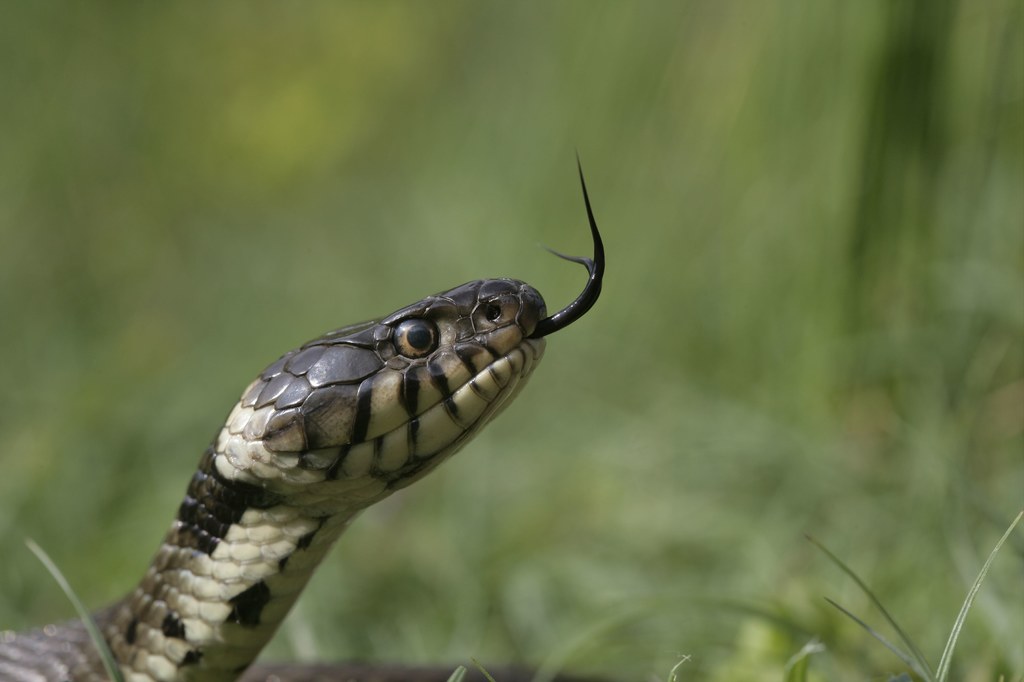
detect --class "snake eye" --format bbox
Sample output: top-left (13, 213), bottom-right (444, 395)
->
top-left (484, 302), bottom-right (502, 322)
top-left (394, 318), bottom-right (439, 358)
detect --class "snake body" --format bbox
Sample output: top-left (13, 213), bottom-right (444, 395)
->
top-left (0, 167), bottom-right (604, 682)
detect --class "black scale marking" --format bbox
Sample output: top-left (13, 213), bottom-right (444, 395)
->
top-left (443, 396), bottom-right (461, 422)
top-left (125, 618), bottom-right (138, 645)
top-left (427, 359), bottom-right (452, 407)
top-left (350, 381), bottom-right (374, 443)
top-left (227, 581), bottom-right (271, 627)
top-left (176, 448), bottom-right (284, 555)
top-left (401, 372), bottom-right (419, 418)
top-left (161, 613), bottom-right (185, 639)
top-left (409, 417), bottom-right (420, 447)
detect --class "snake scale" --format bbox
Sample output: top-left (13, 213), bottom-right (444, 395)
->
top-left (0, 165), bottom-right (605, 682)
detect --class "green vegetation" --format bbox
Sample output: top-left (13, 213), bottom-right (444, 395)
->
top-left (0, 2), bottom-right (1019, 680)
top-left (25, 539), bottom-right (124, 682)
top-left (812, 512), bottom-right (1022, 681)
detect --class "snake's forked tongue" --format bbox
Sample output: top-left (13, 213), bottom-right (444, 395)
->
top-left (528, 159), bottom-right (605, 339)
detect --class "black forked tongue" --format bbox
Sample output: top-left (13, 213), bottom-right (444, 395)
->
top-left (529, 158), bottom-right (606, 339)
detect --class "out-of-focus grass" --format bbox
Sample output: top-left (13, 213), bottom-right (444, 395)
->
top-left (0, 2), bottom-right (1019, 680)
top-left (24, 539), bottom-right (125, 682)
top-left (813, 512), bottom-right (1022, 681)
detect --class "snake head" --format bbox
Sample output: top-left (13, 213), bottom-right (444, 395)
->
top-left (213, 278), bottom-right (548, 509)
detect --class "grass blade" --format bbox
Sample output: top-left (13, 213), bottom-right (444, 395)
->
top-left (808, 535), bottom-right (934, 678)
top-left (667, 654), bottom-right (691, 682)
top-left (824, 597), bottom-right (929, 678)
top-left (470, 659), bottom-right (498, 682)
top-left (25, 539), bottom-right (124, 682)
top-left (784, 638), bottom-right (825, 682)
top-left (446, 666), bottom-right (467, 682)
top-left (934, 510), bottom-right (1023, 682)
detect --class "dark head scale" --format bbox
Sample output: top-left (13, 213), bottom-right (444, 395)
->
top-left (529, 160), bottom-right (606, 339)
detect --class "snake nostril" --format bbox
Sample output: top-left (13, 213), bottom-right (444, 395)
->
top-left (484, 302), bottom-right (502, 322)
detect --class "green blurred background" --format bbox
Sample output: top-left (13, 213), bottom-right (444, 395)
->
top-left (0, 2), bottom-right (1020, 680)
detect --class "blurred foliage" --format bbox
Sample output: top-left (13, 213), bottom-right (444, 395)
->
top-left (0, 2), bottom-right (1020, 680)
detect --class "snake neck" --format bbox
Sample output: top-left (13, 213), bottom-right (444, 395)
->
top-left (98, 447), bottom-right (359, 682)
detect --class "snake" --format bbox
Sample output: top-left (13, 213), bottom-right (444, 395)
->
top-left (0, 165), bottom-right (605, 682)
